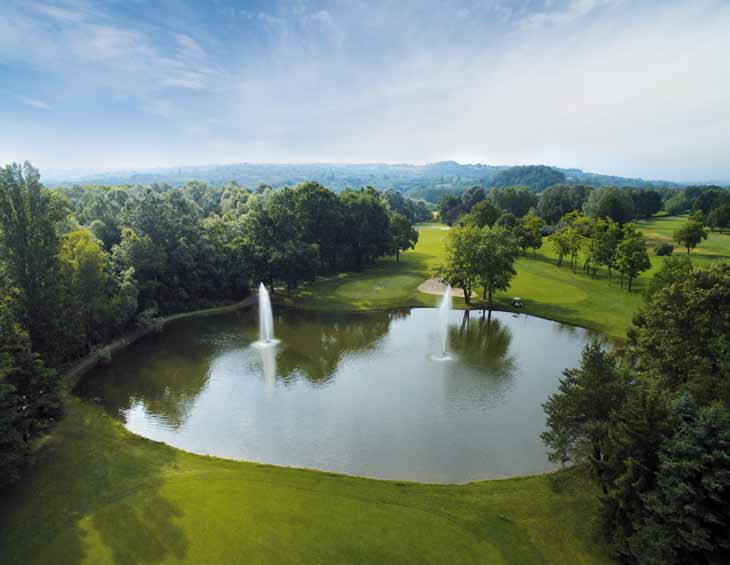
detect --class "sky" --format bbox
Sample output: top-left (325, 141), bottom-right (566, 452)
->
top-left (1, 0), bottom-right (729, 182)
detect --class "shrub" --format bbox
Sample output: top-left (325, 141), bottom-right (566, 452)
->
top-left (654, 243), bottom-right (674, 256)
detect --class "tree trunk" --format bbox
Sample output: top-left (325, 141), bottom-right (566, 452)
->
top-left (395, 250), bottom-right (400, 263)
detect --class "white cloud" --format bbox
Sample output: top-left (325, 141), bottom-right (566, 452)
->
top-left (521, 0), bottom-right (622, 29)
top-left (1, 0), bottom-right (729, 181)
top-left (20, 96), bottom-right (51, 110)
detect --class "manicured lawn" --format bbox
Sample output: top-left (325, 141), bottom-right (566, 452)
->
top-left (0, 397), bottom-right (612, 564)
top-left (286, 216), bottom-right (730, 339)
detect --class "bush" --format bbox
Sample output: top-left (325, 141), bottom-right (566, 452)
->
top-left (654, 243), bottom-right (674, 256)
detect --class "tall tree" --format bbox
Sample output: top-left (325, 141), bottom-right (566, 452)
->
top-left (389, 212), bottom-right (418, 263)
top-left (542, 340), bottom-right (627, 492)
top-left (437, 224), bottom-right (483, 305)
top-left (627, 399), bottom-right (730, 565)
top-left (673, 219), bottom-right (708, 253)
top-left (476, 227), bottom-right (520, 312)
top-left (615, 224), bottom-right (650, 291)
top-left (0, 163), bottom-right (66, 362)
top-left (517, 209), bottom-right (545, 256)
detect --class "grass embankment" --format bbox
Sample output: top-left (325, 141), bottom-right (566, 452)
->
top-left (286, 216), bottom-right (730, 340)
top-left (1, 397), bottom-right (611, 564)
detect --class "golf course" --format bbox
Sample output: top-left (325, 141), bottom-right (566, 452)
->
top-left (1, 215), bottom-right (727, 564)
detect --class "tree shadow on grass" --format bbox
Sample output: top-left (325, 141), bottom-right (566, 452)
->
top-left (0, 398), bottom-right (188, 564)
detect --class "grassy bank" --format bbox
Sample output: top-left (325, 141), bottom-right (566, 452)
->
top-left (0, 397), bottom-right (612, 564)
top-left (285, 216), bottom-right (730, 339)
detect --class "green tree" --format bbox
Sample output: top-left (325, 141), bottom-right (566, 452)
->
top-left (464, 199), bottom-right (501, 228)
top-left (549, 229), bottom-right (571, 267)
top-left (707, 204), bottom-right (730, 233)
top-left (583, 187), bottom-right (635, 224)
top-left (593, 218), bottom-right (621, 283)
top-left (389, 212), bottom-right (418, 263)
top-left (537, 184), bottom-right (591, 224)
top-left (615, 224), bottom-right (650, 291)
top-left (541, 340), bottom-right (626, 491)
top-left (59, 229), bottom-right (112, 354)
top-left (292, 182), bottom-right (345, 271)
top-left (476, 227), bottom-right (520, 312)
top-left (489, 186), bottom-right (538, 218)
top-left (645, 255), bottom-right (693, 297)
top-left (437, 224), bottom-right (483, 305)
top-left (629, 260), bottom-right (730, 404)
top-left (0, 162), bottom-right (66, 362)
top-left (600, 380), bottom-right (672, 557)
top-left (632, 189), bottom-right (662, 219)
top-left (664, 191), bottom-right (690, 215)
top-left (0, 291), bottom-right (62, 488)
top-left (673, 219), bottom-right (708, 253)
top-left (339, 188), bottom-right (392, 270)
top-left (461, 186), bottom-right (486, 210)
top-left (517, 209), bottom-right (545, 256)
top-left (627, 399), bottom-right (730, 565)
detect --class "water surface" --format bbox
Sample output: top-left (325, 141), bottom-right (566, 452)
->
top-left (76, 308), bottom-right (593, 483)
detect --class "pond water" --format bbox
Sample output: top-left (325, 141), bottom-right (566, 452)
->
top-left (75, 307), bottom-right (594, 483)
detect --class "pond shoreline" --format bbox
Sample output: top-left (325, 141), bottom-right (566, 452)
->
top-left (62, 295), bottom-right (256, 390)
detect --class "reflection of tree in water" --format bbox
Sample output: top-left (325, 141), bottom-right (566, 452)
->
top-left (273, 309), bottom-right (394, 384)
top-left (75, 328), bottom-right (214, 430)
top-left (445, 312), bottom-right (516, 409)
top-left (450, 311), bottom-right (514, 374)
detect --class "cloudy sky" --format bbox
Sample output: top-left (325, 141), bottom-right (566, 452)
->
top-left (1, 0), bottom-right (729, 181)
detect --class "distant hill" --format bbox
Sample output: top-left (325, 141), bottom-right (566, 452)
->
top-left (42, 161), bottom-right (690, 202)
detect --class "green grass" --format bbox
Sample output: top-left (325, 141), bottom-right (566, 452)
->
top-left (285, 216), bottom-right (730, 339)
top-left (3, 215), bottom-right (727, 564)
top-left (0, 398), bottom-right (612, 564)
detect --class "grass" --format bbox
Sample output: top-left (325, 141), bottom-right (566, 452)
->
top-left (285, 216), bottom-right (730, 339)
top-left (2, 215), bottom-right (727, 564)
top-left (1, 397), bottom-right (612, 564)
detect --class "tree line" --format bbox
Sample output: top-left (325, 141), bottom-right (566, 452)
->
top-left (437, 198), bottom-right (652, 305)
top-left (0, 162), bottom-right (421, 488)
top-left (439, 182), bottom-right (730, 229)
top-left (542, 257), bottom-right (730, 564)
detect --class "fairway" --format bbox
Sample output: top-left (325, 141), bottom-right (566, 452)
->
top-left (288, 216), bottom-right (730, 339)
top-left (0, 398), bottom-right (612, 564)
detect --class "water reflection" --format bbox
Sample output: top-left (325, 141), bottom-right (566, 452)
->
top-left (271, 310), bottom-right (393, 385)
top-left (450, 311), bottom-right (514, 374)
top-left (76, 308), bottom-right (593, 482)
top-left (257, 344), bottom-right (277, 398)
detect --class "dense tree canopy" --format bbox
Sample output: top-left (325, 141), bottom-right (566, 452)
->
top-left (545, 260), bottom-right (730, 564)
top-left (537, 184), bottom-right (591, 224)
top-left (491, 165), bottom-right (566, 192)
top-left (583, 187), bottom-right (636, 225)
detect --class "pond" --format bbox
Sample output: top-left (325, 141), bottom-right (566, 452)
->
top-left (75, 307), bottom-right (594, 483)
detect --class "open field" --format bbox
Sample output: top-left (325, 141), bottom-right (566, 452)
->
top-left (286, 216), bottom-right (730, 339)
top-left (0, 397), bottom-right (612, 564)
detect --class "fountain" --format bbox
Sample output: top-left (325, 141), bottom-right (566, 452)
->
top-left (253, 283), bottom-right (279, 348)
top-left (431, 284), bottom-right (452, 361)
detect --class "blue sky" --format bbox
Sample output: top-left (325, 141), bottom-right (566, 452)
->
top-left (1, 0), bottom-right (729, 181)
